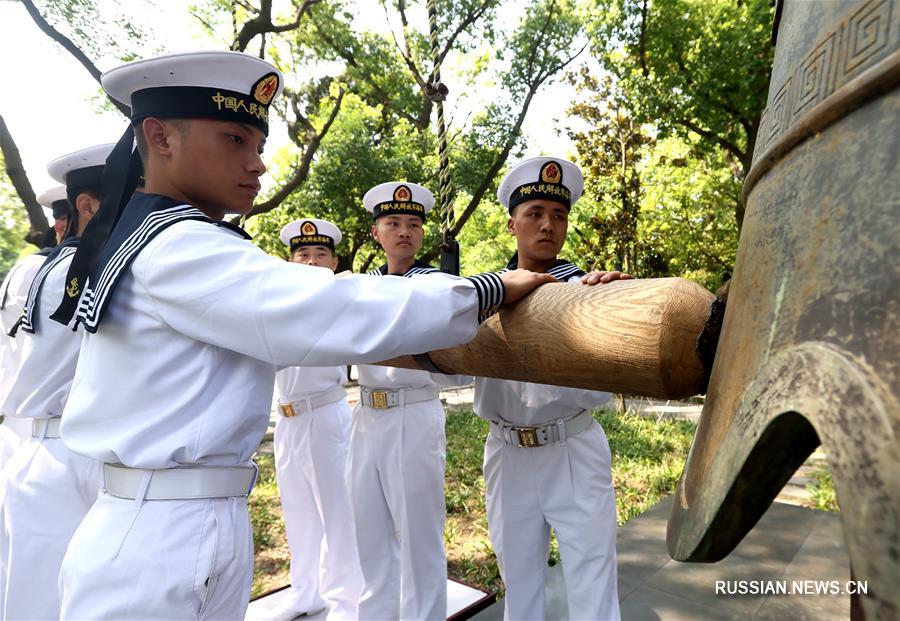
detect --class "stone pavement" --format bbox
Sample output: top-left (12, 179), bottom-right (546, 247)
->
top-left (471, 496), bottom-right (850, 621)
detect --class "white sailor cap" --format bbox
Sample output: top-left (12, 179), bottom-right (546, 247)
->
top-left (102, 51), bottom-right (284, 136)
top-left (47, 143), bottom-right (116, 195)
top-left (36, 186), bottom-right (70, 219)
top-left (363, 181), bottom-right (434, 220)
top-left (279, 218), bottom-right (342, 252)
top-left (497, 156), bottom-right (583, 213)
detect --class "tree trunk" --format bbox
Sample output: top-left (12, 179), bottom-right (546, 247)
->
top-left (0, 114), bottom-right (49, 246)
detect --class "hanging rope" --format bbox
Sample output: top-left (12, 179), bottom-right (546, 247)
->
top-left (425, 0), bottom-right (459, 275)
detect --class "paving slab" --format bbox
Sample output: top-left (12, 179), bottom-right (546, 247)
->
top-left (473, 495), bottom-right (848, 620)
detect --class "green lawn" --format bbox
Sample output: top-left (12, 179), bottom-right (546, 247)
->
top-left (250, 407), bottom-right (698, 598)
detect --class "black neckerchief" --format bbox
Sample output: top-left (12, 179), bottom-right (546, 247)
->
top-left (11, 236), bottom-right (81, 335)
top-left (66, 193), bottom-right (249, 333)
top-left (369, 259), bottom-right (439, 277)
top-left (504, 252), bottom-right (586, 281)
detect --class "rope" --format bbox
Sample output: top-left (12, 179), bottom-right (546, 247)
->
top-left (426, 0), bottom-right (459, 274)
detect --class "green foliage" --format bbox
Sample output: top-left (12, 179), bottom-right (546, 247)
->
top-left (595, 409), bottom-right (696, 524)
top-left (0, 154), bottom-right (33, 280)
top-left (38, 0), bottom-right (149, 61)
top-left (252, 92), bottom-right (438, 271)
top-left (565, 66), bottom-right (738, 289)
top-left (248, 453), bottom-right (284, 551)
top-left (566, 70), bottom-right (653, 273)
top-left (588, 0), bottom-right (773, 158)
top-left (249, 406), bottom-right (696, 596)
top-left (806, 466), bottom-right (839, 513)
top-left (587, 0), bottom-right (775, 226)
top-left (457, 194), bottom-right (516, 273)
top-left (639, 136), bottom-right (738, 290)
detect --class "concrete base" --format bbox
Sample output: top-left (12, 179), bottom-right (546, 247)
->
top-left (471, 497), bottom-right (850, 620)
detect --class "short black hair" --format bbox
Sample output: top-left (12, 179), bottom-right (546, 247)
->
top-left (133, 118), bottom-right (190, 163)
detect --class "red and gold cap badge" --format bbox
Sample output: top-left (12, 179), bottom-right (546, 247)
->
top-left (394, 185), bottom-right (412, 202)
top-left (540, 161), bottom-right (562, 184)
top-left (300, 221), bottom-right (318, 236)
top-left (252, 73), bottom-right (280, 105)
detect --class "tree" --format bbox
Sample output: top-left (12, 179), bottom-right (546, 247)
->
top-left (14, 0), bottom-right (342, 225)
top-left (251, 92), bottom-right (436, 272)
top-left (0, 114), bottom-right (49, 246)
top-left (588, 0), bottom-right (774, 227)
top-left (0, 152), bottom-right (35, 279)
top-left (566, 69), bottom-right (653, 273)
top-left (565, 66), bottom-right (738, 290)
top-left (307, 0), bottom-right (586, 251)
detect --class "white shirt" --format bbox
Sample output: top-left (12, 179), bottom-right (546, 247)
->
top-left (276, 365), bottom-right (346, 401)
top-left (0, 254), bottom-right (45, 405)
top-left (3, 253), bottom-right (81, 419)
top-left (61, 220), bottom-right (483, 468)
top-left (356, 364), bottom-right (471, 390)
top-left (474, 274), bottom-right (610, 426)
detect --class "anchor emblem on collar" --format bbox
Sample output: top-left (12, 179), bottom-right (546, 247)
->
top-left (66, 277), bottom-right (80, 298)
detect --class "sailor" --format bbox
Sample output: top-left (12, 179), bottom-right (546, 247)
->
top-left (348, 181), bottom-right (472, 621)
top-left (473, 157), bottom-right (632, 621)
top-left (0, 143), bottom-right (112, 620)
top-left (50, 51), bottom-right (550, 620)
top-left (0, 187), bottom-right (70, 462)
top-left (270, 218), bottom-right (362, 621)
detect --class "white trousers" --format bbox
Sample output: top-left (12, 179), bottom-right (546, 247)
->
top-left (0, 417), bottom-right (31, 468)
top-left (484, 421), bottom-right (620, 621)
top-left (0, 435), bottom-right (101, 620)
top-left (347, 398), bottom-right (447, 621)
top-left (274, 399), bottom-right (362, 620)
top-left (59, 490), bottom-right (253, 620)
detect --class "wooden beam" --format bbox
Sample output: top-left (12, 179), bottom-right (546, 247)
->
top-left (377, 277), bottom-right (715, 399)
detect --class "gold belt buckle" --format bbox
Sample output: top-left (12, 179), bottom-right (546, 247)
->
top-left (514, 427), bottom-right (540, 448)
top-left (371, 390), bottom-right (389, 409)
top-left (280, 403), bottom-right (297, 418)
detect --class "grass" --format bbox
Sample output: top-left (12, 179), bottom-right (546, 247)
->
top-left (805, 465), bottom-right (839, 512)
top-left (250, 406), bottom-right (697, 598)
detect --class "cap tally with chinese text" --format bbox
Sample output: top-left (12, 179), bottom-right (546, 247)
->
top-left (497, 157), bottom-right (583, 213)
top-left (280, 218), bottom-right (342, 252)
top-left (49, 51), bottom-right (284, 327)
top-left (103, 51), bottom-right (283, 136)
top-left (363, 181), bottom-right (434, 221)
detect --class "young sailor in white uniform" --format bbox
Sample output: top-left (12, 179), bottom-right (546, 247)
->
top-left (473, 157), bottom-right (632, 621)
top-left (0, 144), bottom-right (112, 621)
top-left (48, 51), bottom-right (551, 621)
top-left (271, 218), bottom-right (362, 621)
top-left (0, 186), bottom-right (71, 461)
top-left (350, 181), bottom-right (471, 621)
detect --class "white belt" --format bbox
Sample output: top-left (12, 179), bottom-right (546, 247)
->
top-left (490, 410), bottom-right (594, 448)
top-left (32, 417), bottom-right (62, 439)
top-left (359, 386), bottom-right (440, 409)
top-left (279, 385), bottom-right (347, 418)
top-left (102, 463), bottom-right (258, 501)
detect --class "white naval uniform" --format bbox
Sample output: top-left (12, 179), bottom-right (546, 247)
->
top-left (349, 262), bottom-right (472, 621)
top-left (56, 218), bottom-right (500, 621)
top-left (0, 246), bottom-right (103, 621)
top-left (0, 254), bottom-right (45, 461)
top-left (473, 271), bottom-right (620, 621)
top-left (273, 365), bottom-right (362, 620)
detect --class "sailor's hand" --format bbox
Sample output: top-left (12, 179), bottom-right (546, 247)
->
top-left (581, 270), bottom-right (634, 285)
top-left (500, 269), bottom-right (556, 304)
